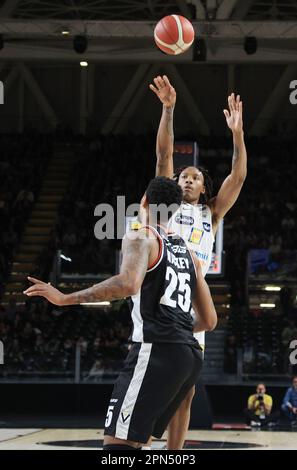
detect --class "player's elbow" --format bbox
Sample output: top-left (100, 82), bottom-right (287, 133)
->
top-left (205, 320), bottom-right (217, 332)
top-left (204, 313), bottom-right (217, 331)
top-left (195, 314), bottom-right (217, 333)
top-left (231, 170), bottom-right (247, 185)
top-left (123, 278), bottom-right (142, 297)
top-left (238, 171), bottom-right (247, 184)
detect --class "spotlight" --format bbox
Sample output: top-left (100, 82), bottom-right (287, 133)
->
top-left (244, 36), bottom-right (257, 55)
top-left (80, 302), bottom-right (111, 306)
top-left (73, 35), bottom-right (88, 54)
top-left (80, 61), bottom-right (88, 67)
top-left (0, 35), bottom-right (4, 50)
top-left (192, 38), bottom-right (207, 62)
top-left (264, 286), bottom-right (281, 292)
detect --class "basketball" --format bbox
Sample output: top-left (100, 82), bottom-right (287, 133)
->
top-left (154, 15), bottom-right (195, 55)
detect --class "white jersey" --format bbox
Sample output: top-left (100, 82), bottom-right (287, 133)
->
top-left (168, 202), bottom-right (215, 351)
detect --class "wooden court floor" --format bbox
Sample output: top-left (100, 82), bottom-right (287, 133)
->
top-left (0, 428), bottom-right (296, 450)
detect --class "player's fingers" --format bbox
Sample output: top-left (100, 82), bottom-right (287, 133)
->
top-left (163, 75), bottom-right (171, 87)
top-left (232, 93), bottom-right (237, 107)
top-left (27, 276), bottom-right (46, 285)
top-left (223, 109), bottom-right (230, 119)
top-left (25, 290), bottom-right (46, 297)
top-left (155, 75), bottom-right (164, 88)
top-left (149, 84), bottom-right (159, 95)
top-left (24, 285), bottom-right (47, 294)
top-left (24, 285), bottom-right (46, 293)
top-left (227, 96), bottom-right (233, 113)
top-left (230, 93), bottom-right (236, 111)
top-left (153, 77), bottom-right (161, 89)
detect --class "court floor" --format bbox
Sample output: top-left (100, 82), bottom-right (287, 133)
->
top-left (0, 428), bottom-right (296, 450)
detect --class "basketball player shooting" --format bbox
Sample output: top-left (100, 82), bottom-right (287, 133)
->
top-left (24, 177), bottom-right (217, 450)
top-left (149, 75), bottom-right (247, 450)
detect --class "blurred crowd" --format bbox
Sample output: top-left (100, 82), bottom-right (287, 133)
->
top-left (1, 132), bottom-right (297, 378)
top-left (0, 133), bottom-right (52, 295)
top-left (0, 298), bottom-right (131, 379)
top-left (224, 283), bottom-right (297, 376)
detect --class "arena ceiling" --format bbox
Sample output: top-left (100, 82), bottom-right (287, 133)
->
top-left (0, 0), bottom-right (297, 21)
top-left (0, 1), bottom-right (296, 62)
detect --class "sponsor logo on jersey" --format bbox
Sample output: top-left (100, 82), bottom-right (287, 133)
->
top-left (203, 222), bottom-right (211, 232)
top-left (188, 228), bottom-right (204, 245)
top-left (195, 251), bottom-right (209, 261)
top-left (170, 244), bottom-right (187, 254)
top-left (121, 410), bottom-right (131, 423)
top-left (130, 220), bottom-right (142, 230)
top-left (202, 205), bottom-right (208, 217)
top-left (175, 214), bottom-right (194, 225)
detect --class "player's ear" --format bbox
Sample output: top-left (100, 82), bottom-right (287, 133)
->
top-left (201, 185), bottom-right (206, 194)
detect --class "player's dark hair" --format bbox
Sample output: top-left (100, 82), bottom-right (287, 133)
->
top-left (145, 176), bottom-right (183, 214)
top-left (173, 166), bottom-right (213, 204)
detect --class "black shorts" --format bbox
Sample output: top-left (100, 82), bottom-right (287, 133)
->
top-left (104, 341), bottom-right (203, 443)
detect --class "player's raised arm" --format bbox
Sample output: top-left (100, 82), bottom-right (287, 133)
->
top-left (209, 93), bottom-right (247, 234)
top-left (149, 75), bottom-right (176, 178)
top-left (191, 253), bottom-right (217, 333)
top-left (24, 231), bottom-right (151, 306)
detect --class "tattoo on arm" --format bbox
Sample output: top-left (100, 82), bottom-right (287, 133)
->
top-left (232, 145), bottom-right (239, 168)
top-left (72, 276), bottom-right (127, 305)
top-left (156, 105), bottom-right (175, 177)
top-left (120, 234), bottom-right (149, 288)
top-left (165, 106), bottom-right (174, 141)
top-left (68, 234), bottom-right (150, 305)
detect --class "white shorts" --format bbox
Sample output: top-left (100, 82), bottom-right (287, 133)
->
top-left (194, 331), bottom-right (205, 355)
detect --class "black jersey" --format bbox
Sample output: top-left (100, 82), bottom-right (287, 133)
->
top-left (129, 225), bottom-right (197, 345)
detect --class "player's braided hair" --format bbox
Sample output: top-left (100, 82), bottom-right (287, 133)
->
top-left (173, 166), bottom-right (213, 205)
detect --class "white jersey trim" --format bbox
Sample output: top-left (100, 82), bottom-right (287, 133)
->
top-left (146, 226), bottom-right (164, 273)
top-left (131, 290), bottom-right (143, 342)
top-left (115, 343), bottom-right (152, 440)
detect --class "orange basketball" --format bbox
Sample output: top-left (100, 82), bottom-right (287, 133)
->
top-left (154, 15), bottom-right (195, 55)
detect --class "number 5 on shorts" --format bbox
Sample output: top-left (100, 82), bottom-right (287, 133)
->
top-left (105, 405), bottom-right (114, 428)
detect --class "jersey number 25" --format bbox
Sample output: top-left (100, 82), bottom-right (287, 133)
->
top-left (160, 267), bottom-right (191, 313)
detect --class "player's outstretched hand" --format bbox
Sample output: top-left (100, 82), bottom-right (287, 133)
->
top-left (23, 276), bottom-right (67, 306)
top-left (149, 75), bottom-right (176, 108)
top-left (223, 92), bottom-right (243, 135)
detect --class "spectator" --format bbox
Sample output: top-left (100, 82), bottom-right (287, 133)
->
top-left (281, 376), bottom-right (297, 424)
top-left (244, 383), bottom-right (276, 427)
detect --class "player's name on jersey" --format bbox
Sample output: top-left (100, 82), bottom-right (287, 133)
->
top-left (167, 250), bottom-right (190, 270)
